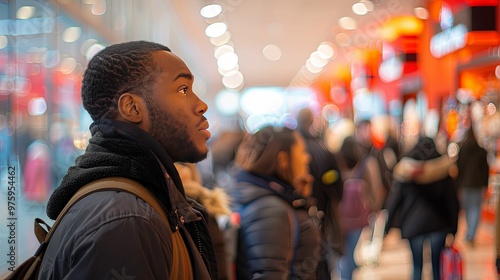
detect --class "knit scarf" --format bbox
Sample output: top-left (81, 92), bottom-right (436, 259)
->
top-left (46, 119), bottom-right (183, 220)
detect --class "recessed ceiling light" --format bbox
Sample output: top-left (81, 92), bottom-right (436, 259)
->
top-left (62, 27), bottom-right (82, 43)
top-left (209, 32), bottom-right (231, 46)
top-left (205, 22), bottom-right (228, 38)
top-left (317, 42), bottom-right (335, 59)
top-left (16, 6), bottom-right (35, 19)
top-left (414, 7), bottom-right (429, 20)
top-left (222, 71), bottom-right (244, 89)
top-left (338, 17), bottom-right (357, 30)
top-left (214, 44), bottom-right (235, 59)
top-left (200, 4), bottom-right (223, 19)
top-left (263, 44), bottom-right (282, 61)
top-left (91, 0), bottom-right (107, 15)
top-left (217, 52), bottom-right (238, 71)
top-left (352, 3), bottom-right (367, 15)
top-left (362, 0), bottom-right (374, 12)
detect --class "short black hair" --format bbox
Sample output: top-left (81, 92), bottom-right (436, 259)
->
top-left (81, 41), bottom-right (171, 120)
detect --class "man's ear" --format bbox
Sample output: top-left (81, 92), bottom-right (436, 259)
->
top-left (117, 93), bottom-right (146, 124)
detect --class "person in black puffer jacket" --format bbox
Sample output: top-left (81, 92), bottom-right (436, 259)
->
top-left (228, 126), bottom-right (321, 280)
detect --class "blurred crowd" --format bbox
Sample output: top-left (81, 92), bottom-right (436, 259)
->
top-left (4, 94), bottom-right (500, 279)
top-left (184, 96), bottom-right (497, 279)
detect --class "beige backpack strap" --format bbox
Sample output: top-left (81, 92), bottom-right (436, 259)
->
top-left (50, 177), bottom-right (192, 279)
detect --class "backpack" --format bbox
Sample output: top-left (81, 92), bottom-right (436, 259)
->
top-left (4, 177), bottom-right (189, 280)
top-left (339, 158), bottom-right (373, 233)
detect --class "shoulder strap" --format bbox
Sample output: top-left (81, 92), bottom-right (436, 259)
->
top-left (37, 177), bottom-right (192, 279)
top-left (40, 177), bottom-right (169, 243)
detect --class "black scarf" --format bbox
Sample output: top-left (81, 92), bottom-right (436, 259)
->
top-left (46, 119), bottom-right (183, 220)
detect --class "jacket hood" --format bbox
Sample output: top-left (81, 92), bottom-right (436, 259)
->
top-left (175, 163), bottom-right (231, 217)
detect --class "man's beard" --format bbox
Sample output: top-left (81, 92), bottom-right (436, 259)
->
top-left (146, 101), bottom-right (207, 163)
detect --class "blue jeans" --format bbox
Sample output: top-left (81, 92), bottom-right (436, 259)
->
top-left (339, 228), bottom-right (362, 280)
top-left (408, 230), bottom-right (448, 280)
top-left (461, 188), bottom-right (484, 241)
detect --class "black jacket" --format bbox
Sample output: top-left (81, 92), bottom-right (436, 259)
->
top-left (229, 171), bottom-right (321, 280)
top-left (384, 137), bottom-right (460, 239)
top-left (40, 119), bottom-right (218, 279)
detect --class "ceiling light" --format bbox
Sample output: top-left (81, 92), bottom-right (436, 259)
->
top-left (91, 0), bottom-right (107, 15)
top-left (59, 57), bottom-right (77, 74)
top-left (205, 22), bottom-right (228, 38)
top-left (16, 6), bottom-right (35, 19)
top-left (62, 27), bottom-right (82, 43)
top-left (263, 44), bottom-right (282, 61)
top-left (209, 32), bottom-right (231, 46)
top-left (222, 71), bottom-right (244, 89)
top-left (218, 65), bottom-right (239, 76)
top-left (214, 44), bottom-right (235, 59)
top-left (0, 36), bottom-right (7, 49)
top-left (362, 0), bottom-right (374, 12)
top-left (317, 42), bottom-right (335, 59)
top-left (338, 17), bottom-right (357, 30)
top-left (414, 7), bottom-right (429, 20)
top-left (200, 4), bottom-right (222, 19)
top-left (305, 59), bottom-right (323, 74)
top-left (310, 52), bottom-right (328, 68)
top-left (86, 43), bottom-right (106, 60)
top-left (352, 3), bottom-right (367, 15)
top-left (217, 52), bottom-right (238, 71)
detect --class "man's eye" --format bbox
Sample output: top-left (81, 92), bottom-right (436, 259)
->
top-left (180, 87), bottom-right (188, 95)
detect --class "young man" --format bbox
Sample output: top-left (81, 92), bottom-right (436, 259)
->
top-left (39, 41), bottom-right (218, 279)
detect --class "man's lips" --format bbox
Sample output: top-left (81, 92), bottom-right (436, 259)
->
top-left (199, 120), bottom-right (211, 139)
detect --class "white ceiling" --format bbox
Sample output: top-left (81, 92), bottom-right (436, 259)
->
top-left (52, 0), bottom-right (427, 99)
top-left (166, 0), bottom-right (427, 97)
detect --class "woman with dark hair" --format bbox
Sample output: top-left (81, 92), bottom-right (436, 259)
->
top-left (228, 126), bottom-right (321, 280)
top-left (337, 136), bottom-right (386, 279)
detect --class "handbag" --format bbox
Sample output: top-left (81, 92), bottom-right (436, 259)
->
top-left (440, 244), bottom-right (463, 280)
top-left (4, 177), bottom-right (188, 280)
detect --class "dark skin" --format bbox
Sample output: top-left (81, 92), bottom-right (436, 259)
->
top-left (115, 50), bottom-right (211, 163)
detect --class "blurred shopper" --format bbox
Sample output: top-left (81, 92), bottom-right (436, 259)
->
top-left (39, 41), bottom-right (218, 279)
top-left (175, 162), bottom-right (232, 280)
top-left (369, 115), bottom-right (400, 194)
top-left (337, 136), bottom-right (385, 279)
top-left (23, 139), bottom-right (52, 202)
top-left (384, 136), bottom-right (460, 280)
top-left (455, 119), bottom-right (489, 246)
top-left (229, 125), bottom-right (321, 280)
top-left (297, 108), bottom-right (344, 279)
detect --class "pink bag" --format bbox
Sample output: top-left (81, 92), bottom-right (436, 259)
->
top-left (440, 245), bottom-right (463, 280)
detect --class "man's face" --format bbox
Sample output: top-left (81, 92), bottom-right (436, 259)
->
top-left (145, 51), bottom-right (211, 163)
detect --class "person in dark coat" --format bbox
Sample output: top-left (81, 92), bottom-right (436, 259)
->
top-left (455, 122), bottom-right (489, 246)
top-left (228, 126), bottom-right (321, 280)
top-left (384, 136), bottom-right (460, 280)
top-left (175, 162), bottom-right (233, 280)
top-left (39, 41), bottom-right (218, 279)
top-left (297, 108), bottom-right (343, 279)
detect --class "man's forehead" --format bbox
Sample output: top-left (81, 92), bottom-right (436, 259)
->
top-left (153, 51), bottom-right (192, 80)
